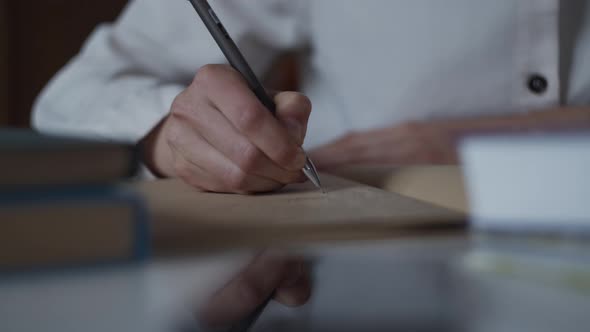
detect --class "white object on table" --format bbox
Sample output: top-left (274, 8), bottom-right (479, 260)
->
top-left (460, 132), bottom-right (590, 231)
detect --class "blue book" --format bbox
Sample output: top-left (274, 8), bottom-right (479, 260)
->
top-left (0, 186), bottom-right (150, 272)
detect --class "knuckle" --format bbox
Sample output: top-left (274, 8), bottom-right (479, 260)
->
top-left (235, 104), bottom-right (264, 132)
top-left (274, 146), bottom-right (300, 167)
top-left (194, 64), bottom-right (224, 84)
top-left (164, 122), bottom-right (185, 148)
top-left (195, 64), bottom-right (238, 87)
top-left (170, 94), bottom-right (193, 117)
top-left (235, 142), bottom-right (261, 172)
top-left (170, 96), bottom-right (208, 128)
top-left (170, 98), bottom-right (203, 126)
top-left (173, 161), bottom-right (193, 182)
top-left (223, 167), bottom-right (249, 190)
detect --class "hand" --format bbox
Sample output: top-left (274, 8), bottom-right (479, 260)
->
top-left (142, 64), bottom-right (312, 194)
top-left (198, 253), bottom-right (312, 329)
top-left (309, 122), bottom-right (459, 170)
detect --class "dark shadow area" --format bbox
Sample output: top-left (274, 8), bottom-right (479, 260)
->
top-left (0, 0), bottom-right (128, 127)
top-left (560, 0), bottom-right (588, 104)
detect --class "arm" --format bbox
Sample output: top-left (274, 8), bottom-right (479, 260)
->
top-left (32, 0), bottom-right (307, 143)
top-left (439, 107), bottom-right (590, 136)
top-left (33, 1), bottom-right (313, 326)
top-left (33, 0), bottom-right (313, 193)
top-left (309, 107), bottom-right (590, 169)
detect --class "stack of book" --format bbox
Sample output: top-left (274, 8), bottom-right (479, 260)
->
top-left (0, 129), bottom-right (150, 272)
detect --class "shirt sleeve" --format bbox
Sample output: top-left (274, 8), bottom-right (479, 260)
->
top-left (32, 0), bottom-right (308, 143)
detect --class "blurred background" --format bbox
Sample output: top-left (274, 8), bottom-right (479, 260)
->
top-left (0, 0), bottom-right (127, 128)
top-left (0, 0), bottom-right (300, 128)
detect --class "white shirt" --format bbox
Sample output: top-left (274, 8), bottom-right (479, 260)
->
top-left (33, 0), bottom-right (590, 149)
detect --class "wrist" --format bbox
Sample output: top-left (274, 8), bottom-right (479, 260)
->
top-left (139, 117), bottom-right (176, 178)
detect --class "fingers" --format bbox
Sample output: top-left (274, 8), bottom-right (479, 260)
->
top-left (167, 119), bottom-right (282, 194)
top-left (173, 96), bottom-right (304, 185)
top-left (198, 254), bottom-right (311, 329)
top-left (274, 92), bottom-right (312, 146)
top-left (198, 64), bottom-right (308, 172)
top-left (166, 64), bottom-right (315, 193)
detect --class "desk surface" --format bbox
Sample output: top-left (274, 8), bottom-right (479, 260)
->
top-left (0, 237), bottom-right (463, 332)
top-left (1, 235), bottom-right (589, 332)
top-left (1, 167), bottom-right (588, 331)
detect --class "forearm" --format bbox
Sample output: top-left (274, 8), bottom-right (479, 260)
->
top-left (33, 0), bottom-right (301, 141)
top-left (32, 9), bottom-right (187, 143)
top-left (438, 107), bottom-right (590, 140)
top-left (33, 65), bottom-right (183, 143)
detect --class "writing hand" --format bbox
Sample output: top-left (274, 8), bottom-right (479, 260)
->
top-left (143, 64), bottom-right (312, 193)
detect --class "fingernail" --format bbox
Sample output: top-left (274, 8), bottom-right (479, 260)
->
top-left (285, 119), bottom-right (304, 145)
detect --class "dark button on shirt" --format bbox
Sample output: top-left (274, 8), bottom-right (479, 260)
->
top-left (528, 74), bottom-right (548, 94)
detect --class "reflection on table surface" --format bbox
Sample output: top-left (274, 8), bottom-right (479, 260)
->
top-left (1, 235), bottom-right (588, 332)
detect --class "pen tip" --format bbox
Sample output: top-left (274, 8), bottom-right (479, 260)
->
top-left (302, 155), bottom-right (323, 190)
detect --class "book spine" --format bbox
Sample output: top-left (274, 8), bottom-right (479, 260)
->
top-left (0, 186), bottom-right (150, 274)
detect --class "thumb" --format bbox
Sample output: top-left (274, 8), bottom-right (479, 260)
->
top-left (274, 92), bottom-right (312, 146)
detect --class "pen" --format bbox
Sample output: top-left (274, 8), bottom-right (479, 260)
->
top-left (186, 1), bottom-right (320, 331)
top-left (187, 0), bottom-right (323, 191)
